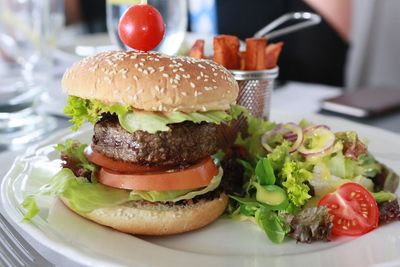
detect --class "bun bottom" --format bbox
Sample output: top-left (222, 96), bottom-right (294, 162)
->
top-left (60, 193), bottom-right (228, 235)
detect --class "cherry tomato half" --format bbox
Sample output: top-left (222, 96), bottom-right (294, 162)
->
top-left (118, 4), bottom-right (165, 51)
top-left (318, 182), bottom-right (379, 236)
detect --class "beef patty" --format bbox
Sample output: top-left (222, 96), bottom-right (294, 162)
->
top-left (92, 115), bottom-right (219, 166)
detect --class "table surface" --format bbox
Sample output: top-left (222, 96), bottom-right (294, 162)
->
top-left (1, 81), bottom-right (400, 267)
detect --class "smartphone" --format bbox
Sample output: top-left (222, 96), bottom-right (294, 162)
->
top-left (320, 88), bottom-right (400, 118)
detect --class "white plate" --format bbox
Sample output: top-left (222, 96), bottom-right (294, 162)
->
top-left (2, 112), bottom-right (400, 267)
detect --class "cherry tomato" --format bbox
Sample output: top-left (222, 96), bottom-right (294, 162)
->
top-left (118, 4), bottom-right (165, 51)
top-left (318, 182), bottom-right (379, 236)
top-left (98, 157), bottom-right (218, 191)
top-left (84, 146), bottom-right (167, 173)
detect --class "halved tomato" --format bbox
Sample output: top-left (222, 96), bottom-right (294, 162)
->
top-left (84, 146), bottom-right (167, 173)
top-left (318, 182), bottom-right (379, 236)
top-left (98, 157), bottom-right (218, 191)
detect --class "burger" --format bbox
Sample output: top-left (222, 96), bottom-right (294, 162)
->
top-left (34, 50), bottom-right (240, 235)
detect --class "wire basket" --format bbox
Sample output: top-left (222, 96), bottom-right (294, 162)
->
top-left (231, 67), bottom-right (279, 118)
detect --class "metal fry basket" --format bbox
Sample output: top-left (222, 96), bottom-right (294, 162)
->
top-left (230, 67), bottom-right (279, 118)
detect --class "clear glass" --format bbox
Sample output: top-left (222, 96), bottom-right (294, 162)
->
top-left (106, 0), bottom-right (187, 55)
top-left (0, 0), bottom-right (64, 149)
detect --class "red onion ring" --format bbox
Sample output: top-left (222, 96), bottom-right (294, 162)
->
top-left (298, 127), bottom-right (335, 157)
top-left (261, 123), bottom-right (304, 153)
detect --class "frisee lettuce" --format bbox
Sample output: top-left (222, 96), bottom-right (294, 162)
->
top-left (64, 96), bottom-right (235, 133)
top-left (281, 160), bottom-right (313, 207)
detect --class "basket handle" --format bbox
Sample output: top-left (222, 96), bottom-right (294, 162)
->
top-left (254, 12), bottom-right (321, 39)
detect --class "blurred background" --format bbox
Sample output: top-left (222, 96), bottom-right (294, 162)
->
top-left (1, 0), bottom-right (400, 148)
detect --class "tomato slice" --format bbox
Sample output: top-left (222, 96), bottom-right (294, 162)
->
top-left (98, 157), bottom-right (218, 191)
top-left (84, 146), bottom-right (167, 174)
top-left (318, 183), bottom-right (379, 236)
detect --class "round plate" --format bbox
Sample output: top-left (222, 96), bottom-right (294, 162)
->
top-left (2, 113), bottom-right (400, 267)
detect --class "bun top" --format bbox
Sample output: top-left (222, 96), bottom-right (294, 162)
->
top-left (62, 51), bottom-right (239, 112)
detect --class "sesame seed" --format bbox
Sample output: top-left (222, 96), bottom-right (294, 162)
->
top-left (181, 92), bottom-right (187, 96)
top-left (155, 85), bottom-right (161, 92)
top-left (190, 82), bottom-right (195, 88)
top-left (143, 70), bottom-right (149, 75)
top-left (134, 64), bottom-right (139, 68)
top-left (159, 66), bottom-right (165, 71)
top-left (139, 62), bottom-right (144, 66)
top-left (133, 76), bottom-right (138, 81)
top-left (162, 73), bottom-right (169, 78)
top-left (198, 64), bottom-right (206, 69)
top-left (201, 106), bottom-right (207, 111)
top-left (179, 68), bottom-right (185, 71)
top-left (141, 58), bottom-right (146, 62)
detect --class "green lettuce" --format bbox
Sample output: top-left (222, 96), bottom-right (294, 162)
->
top-left (22, 168), bottom-right (131, 220)
top-left (233, 105), bottom-right (275, 159)
top-left (23, 167), bottom-right (223, 220)
top-left (281, 160), bottom-right (313, 207)
top-left (22, 138), bottom-right (224, 221)
top-left (120, 110), bottom-right (232, 134)
top-left (64, 96), bottom-right (129, 131)
top-left (54, 139), bottom-right (96, 180)
top-left (129, 168), bottom-right (222, 202)
top-left (64, 96), bottom-right (234, 134)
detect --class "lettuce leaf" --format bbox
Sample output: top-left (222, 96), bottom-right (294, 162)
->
top-left (129, 167), bottom-right (223, 202)
top-left (281, 160), bottom-right (313, 207)
top-left (64, 96), bottom-right (129, 131)
top-left (22, 168), bottom-right (131, 220)
top-left (234, 106), bottom-right (275, 159)
top-left (54, 139), bottom-right (96, 178)
top-left (64, 96), bottom-right (233, 133)
top-left (22, 165), bottom-right (223, 219)
top-left (120, 110), bottom-right (232, 134)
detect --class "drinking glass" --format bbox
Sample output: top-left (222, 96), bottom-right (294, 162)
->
top-left (0, 0), bottom-right (63, 149)
top-left (106, 0), bottom-right (187, 55)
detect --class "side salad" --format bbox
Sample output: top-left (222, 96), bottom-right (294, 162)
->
top-left (225, 111), bottom-right (400, 243)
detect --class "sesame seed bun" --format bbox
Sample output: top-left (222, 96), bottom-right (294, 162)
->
top-left (62, 51), bottom-right (239, 112)
top-left (60, 192), bottom-right (228, 235)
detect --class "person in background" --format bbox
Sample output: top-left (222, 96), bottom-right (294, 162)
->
top-left (65, 0), bottom-right (107, 33)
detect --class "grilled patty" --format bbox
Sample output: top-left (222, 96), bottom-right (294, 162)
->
top-left (92, 115), bottom-right (219, 166)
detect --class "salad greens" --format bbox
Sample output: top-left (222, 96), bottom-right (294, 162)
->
top-left (65, 96), bottom-right (234, 133)
top-left (228, 115), bottom-right (397, 243)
